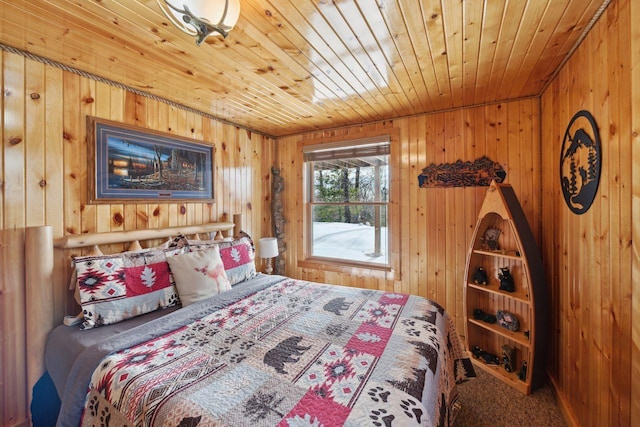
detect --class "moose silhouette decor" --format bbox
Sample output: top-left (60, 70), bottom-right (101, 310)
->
top-left (560, 110), bottom-right (602, 215)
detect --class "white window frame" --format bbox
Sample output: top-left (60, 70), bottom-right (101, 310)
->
top-left (300, 134), bottom-right (400, 277)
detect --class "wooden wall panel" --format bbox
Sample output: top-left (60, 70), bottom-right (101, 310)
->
top-left (276, 97), bottom-right (542, 338)
top-left (0, 50), bottom-right (275, 426)
top-left (631, 0), bottom-right (640, 423)
top-left (0, 2), bottom-right (635, 426)
top-left (1, 50), bottom-right (29, 427)
top-left (541, 0), bottom-right (637, 425)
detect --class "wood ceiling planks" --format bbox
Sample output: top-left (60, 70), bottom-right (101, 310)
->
top-left (0, 0), bottom-right (608, 137)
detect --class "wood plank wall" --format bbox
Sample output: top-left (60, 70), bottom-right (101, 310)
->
top-left (3, 2), bottom-right (638, 425)
top-left (540, 0), bottom-right (638, 425)
top-left (275, 97), bottom-right (542, 342)
top-left (0, 50), bottom-right (275, 426)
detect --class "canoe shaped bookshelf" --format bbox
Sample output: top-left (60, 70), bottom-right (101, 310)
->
top-left (463, 181), bottom-right (548, 395)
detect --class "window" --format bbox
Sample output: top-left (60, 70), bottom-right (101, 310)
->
top-left (303, 136), bottom-right (391, 269)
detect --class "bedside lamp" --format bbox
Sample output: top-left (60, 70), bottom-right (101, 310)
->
top-left (258, 237), bottom-right (279, 274)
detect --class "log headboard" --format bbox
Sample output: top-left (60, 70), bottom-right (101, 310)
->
top-left (24, 215), bottom-right (242, 406)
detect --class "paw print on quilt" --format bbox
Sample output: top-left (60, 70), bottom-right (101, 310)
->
top-left (204, 330), bottom-right (256, 366)
top-left (347, 382), bottom-right (426, 427)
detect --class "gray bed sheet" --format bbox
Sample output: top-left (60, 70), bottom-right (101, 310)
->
top-left (45, 304), bottom-right (181, 397)
top-left (45, 273), bottom-right (285, 426)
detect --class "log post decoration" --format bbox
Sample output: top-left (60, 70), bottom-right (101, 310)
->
top-left (271, 166), bottom-right (286, 275)
top-left (25, 226), bottom-right (54, 405)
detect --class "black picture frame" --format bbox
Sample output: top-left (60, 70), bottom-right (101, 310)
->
top-left (87, 116), bottom-right (214, 204)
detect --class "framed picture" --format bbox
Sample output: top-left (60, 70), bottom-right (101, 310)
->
top-left (87, 116), bottom-right (214, 203)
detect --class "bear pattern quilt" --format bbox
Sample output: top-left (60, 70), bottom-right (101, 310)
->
top-left (81, 278), bottom-right (474, 426)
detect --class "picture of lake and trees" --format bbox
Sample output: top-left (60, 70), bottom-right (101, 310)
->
top-left (106, 136), bottom-right (208, 193)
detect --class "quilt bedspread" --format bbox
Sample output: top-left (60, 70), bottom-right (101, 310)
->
top-left (80, 278), bottom-right (474, 426)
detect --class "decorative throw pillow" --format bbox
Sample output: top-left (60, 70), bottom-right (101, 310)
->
top-left (166, 246), bottom-right (231, 306)
top-left (187, 235), bottom-right (257, 286)
top-left (73, 246), bottom-right (185, 329)
top-left (69, 239), bottom-right (175, 304)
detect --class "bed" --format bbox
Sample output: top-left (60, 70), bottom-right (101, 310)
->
top-left (28, 219), bottom-right (475, 426)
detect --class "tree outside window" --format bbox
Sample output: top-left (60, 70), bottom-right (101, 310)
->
top-left (304, 137), bottom-right (390, 267)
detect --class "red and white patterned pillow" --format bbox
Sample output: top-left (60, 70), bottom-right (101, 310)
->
top-left (74, 246), bottom-right (186, 329)
top-left (187, 236), bottom-right (257, 286)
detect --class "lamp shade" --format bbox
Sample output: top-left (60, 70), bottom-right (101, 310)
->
top-left (159, 0), bottom-right (240, 42)
top-left (258, 237), bottom-right (279, 258)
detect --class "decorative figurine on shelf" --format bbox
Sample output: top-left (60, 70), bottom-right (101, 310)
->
top-left (472, 266), bottom-right (488, 285)
top-left (482, 226), bottom-right (501, 251)
top-left (473, 308), bottom-right (496, 324)
top-left (518, 361), bottom-right (528, 381)
top-left (501, 344), bottom-right (515, 373)
top-left (498, 267), bottom-right (515, 292)
top-left (497, 310), bottom-right (520, 331)
top-left (471, 345), bottom-right (500, 365)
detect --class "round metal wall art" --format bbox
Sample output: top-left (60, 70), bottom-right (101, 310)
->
top-left (559, 110), bottom-right (602, 215)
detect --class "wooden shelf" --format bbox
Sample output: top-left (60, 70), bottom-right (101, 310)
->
top-left (463, 181), bottom-right (548, 395)
top-left (472, 249), bottom-right (522, 260)
top-left (469, 358), bottom-right (530, 395)
top-left (467, 282), bottom-right (530, 303)
top-left (467, 318), bottom-right (530, 347)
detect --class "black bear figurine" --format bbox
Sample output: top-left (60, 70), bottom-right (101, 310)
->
top-left (498, 267), bottom-right (515, 292)
top-left (472, 266), bottom-right (488, 285)
top-left (471, 345), bottom-right (500, 365)
top-left (518, 361), bottom-right (528, 381)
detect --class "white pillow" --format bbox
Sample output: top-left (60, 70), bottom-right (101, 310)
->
top-left (167, 246), bottom-right (231, 306)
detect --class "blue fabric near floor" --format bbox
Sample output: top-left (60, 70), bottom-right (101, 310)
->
top-left (31, 371), bottom-right (60, 427)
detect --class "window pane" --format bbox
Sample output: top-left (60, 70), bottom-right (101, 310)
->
top-left (311, 204), bottom-right (388, 265)
top-left (312, 155), bottom-right (388, 203)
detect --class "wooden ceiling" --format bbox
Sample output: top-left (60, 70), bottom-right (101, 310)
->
top-left (0, 0), bottom-right (608, 137)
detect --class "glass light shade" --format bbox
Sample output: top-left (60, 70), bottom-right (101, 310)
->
top-left (159, 0), bottom-right (240, 41)
top-left (258, 237), bottom-right (279, 259)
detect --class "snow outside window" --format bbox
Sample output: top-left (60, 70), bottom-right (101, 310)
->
top-left (303, 136), bottom-right (390, 268)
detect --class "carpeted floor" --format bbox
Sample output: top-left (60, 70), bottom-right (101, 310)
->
top-left (454, 367), bottom-right (567, 427)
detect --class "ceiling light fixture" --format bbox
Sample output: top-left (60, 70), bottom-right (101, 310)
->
top-left (157, 0), bottom-right (240, 45)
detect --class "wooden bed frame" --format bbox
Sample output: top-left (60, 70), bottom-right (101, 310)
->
top-left (24, 215), bottom-right (242, 407)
